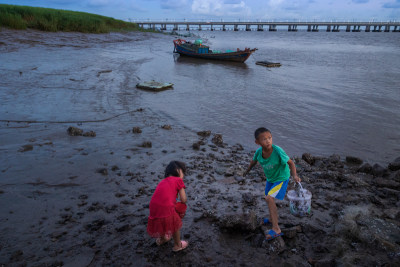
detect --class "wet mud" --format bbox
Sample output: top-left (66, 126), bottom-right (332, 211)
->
top-left (0, 29), bottom-right (399, 266)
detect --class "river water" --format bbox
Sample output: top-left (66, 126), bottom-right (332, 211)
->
top-left (138, 30), bottom-right (400, 164)
top-left (1, 29), bottom-right (399, 164)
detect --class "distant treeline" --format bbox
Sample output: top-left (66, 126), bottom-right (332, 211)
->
top-left (0, 4), bottom-right (148, 33)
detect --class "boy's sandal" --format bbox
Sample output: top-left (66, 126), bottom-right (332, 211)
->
top-left (156, 236), bottom-right (171, 246)
top-left (265, 229), bottom-right (283, 241)
top-left (172, 240), bottom-right (189, 252)
top-left (262, 218), bottom-right (271, 225)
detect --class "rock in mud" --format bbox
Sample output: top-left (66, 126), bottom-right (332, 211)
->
top-left (372, 164), bottom-right (386, 177)
top-left (140, 141), bottom-right (152, 148)
top-left (302, 153), bottom-right (315, 165)
top-left (218, 211), bottom-right (259, 232)
top-left (346, 156), bottom-right (363, 165)
top-left (132, 127), bottom-right (142, 133)
top-left (388, 157), bottom-right (400, 171)
top-left (67, 126), bottom-right (83, 136)
top-left (358, 163), bottom-right (372, 174)
top-left (197, 130), bottom-right (211, 137)
top-left (192, 142), bottom-right (200, 150)
top-left (97, 168), bottom-right (108, 175)
top-left (262, 235), bottom-right (286, 254)
top-left (83, 131), bottom-right (96, 137)
top-left (161, 125), bottom-right (172, 130)
top-left (212, 134), bottom-right (224, 146)
top-left (19, 144), bottom-right (33, 152)
top-left (242, 193), bottom-right (257, 206)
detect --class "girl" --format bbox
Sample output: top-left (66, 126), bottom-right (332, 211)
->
top-left (147, 161), bottom-right (189, 252)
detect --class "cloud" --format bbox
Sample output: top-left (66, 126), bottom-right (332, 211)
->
top-left (161, 0), bottom-right (188, 9)
top-left (352, 0), bottom-right (369, 3)
top-left (382, 0), bottom-right (400, 8)
top-left (191, 0), bottom-right (251, 16)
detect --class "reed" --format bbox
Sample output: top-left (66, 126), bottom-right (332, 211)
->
top-left (0, 4), bottom-right (149, 33)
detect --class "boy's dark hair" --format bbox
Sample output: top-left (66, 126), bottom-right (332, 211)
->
top-left (165, 161), bottom-right (187, 178)
top-left (254, 127), bottom-right (271, 139)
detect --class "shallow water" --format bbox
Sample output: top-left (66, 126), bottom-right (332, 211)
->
top-left (1, 29), bottom-right (399, 164)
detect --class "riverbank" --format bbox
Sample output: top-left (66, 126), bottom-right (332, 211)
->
top-left (0, 4), bottom-right (150, 33)
top-left (0, 29), bottom-right (399, 266)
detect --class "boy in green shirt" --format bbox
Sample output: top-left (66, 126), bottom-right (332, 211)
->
top-left (244, 127), bottom-right (301, 240)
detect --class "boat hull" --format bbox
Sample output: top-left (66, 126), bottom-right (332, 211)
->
top-left (173, 39), bottom-right (256, 63)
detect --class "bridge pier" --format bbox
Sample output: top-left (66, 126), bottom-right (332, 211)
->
top-left (234, 25), bottom-right (238, 31)
top-left (352, 25), bottom-right (361, 32)
top-left (346, 25), bottom-right (351, 32)
top-left (326, 25), bottom-right (331, 32)
top-left (365, 25), bottom-right (370, 32)
top-left (186, 24), bottom-right (190, 31)
top-left (312, 25), bottom-right (318, 32)
top-left (372, 25), bottom-right (382, 32)
top-left (246, 24), bottom-right (251, 31)
top-left (393, 25), bottom-right (399, 32)
top-left (332, 25), bottom-right (340, 32)
top-left (172, 24), bottom-right (178, 31)
top-left (223, 24), bottom-right (226, 31)
top-left (384, 25), bottom-right (390, 32)
top-left (288, 25), bottom-right (297, 31)
top-left (198, 24), bottom-right (202, 31)
top-left (269, 25), bottom-right (277, 31)
top-left (257, 25), bottom-right (264, 31)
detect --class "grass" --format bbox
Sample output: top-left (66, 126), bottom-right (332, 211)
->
top-left (0, 4), bottom-right (151, 33)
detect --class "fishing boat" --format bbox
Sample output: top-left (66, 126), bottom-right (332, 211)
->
top-left (173, 39), bottom-right (257, 63)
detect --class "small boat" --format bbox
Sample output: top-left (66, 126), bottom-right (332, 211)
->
top-left (173, 39), bottom-right (257, 63)
top-left (136, 81), bottom-right (173, 91)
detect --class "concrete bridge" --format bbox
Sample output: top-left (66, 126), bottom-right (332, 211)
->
top-left (136, 21), bottom-right (400, 32)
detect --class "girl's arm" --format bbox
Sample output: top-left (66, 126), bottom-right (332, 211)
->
top-left (243, 160), bottom-right (257, 176)
top-left (178, 188), bottom-right (187, 204)
top-left (287, 159), bottom-right (301, 182)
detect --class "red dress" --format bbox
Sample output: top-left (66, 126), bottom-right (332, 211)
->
top-left (147, 176), bottom-right (186, 238)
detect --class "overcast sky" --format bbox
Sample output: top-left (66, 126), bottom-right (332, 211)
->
top-left (1, 0), bottom-right (399, 22)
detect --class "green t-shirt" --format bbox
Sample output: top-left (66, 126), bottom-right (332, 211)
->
top-left (253, 144), bottom-right (290, 183)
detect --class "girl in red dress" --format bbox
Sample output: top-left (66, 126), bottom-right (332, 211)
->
top-left (147, 161), bottom-right (189, 252)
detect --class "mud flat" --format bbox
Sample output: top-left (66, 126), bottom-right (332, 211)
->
top-left (0, 29), bottom-right (399, 266)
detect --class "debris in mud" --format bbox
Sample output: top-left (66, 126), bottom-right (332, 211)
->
top-left (161, 125), bottom-right (172, 130)
top-left (132, 127), bottom-right (142, 133)
top-left (97, 70), bottom-right (112, 77)
top-left (18, 144), bottom-right (33, 152)
top-left (192, 142), bottom-right (201, 150)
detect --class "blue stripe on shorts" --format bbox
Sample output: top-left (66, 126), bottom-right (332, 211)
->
top-left (265, 179), bottom-right (289, 200)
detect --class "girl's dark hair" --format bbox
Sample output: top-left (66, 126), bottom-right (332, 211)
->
top-left (254, 127), bottom-right (271, 139)
top-left (165, 161), bottom-right (186, 178)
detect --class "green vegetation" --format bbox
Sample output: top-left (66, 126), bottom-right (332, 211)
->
top-left (0, 4), bottom-right (149, 33)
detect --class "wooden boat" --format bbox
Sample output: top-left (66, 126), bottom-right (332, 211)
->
top-left (173, 39), bottom-right (257, 63)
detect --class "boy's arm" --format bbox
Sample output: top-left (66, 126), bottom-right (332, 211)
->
top-left (287, 159), bottom-right (301, 183)
top-left (243, 160), bottom-right (257, 176)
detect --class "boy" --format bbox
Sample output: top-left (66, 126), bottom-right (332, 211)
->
top-left (243, 127), bottom-right (301, 241)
